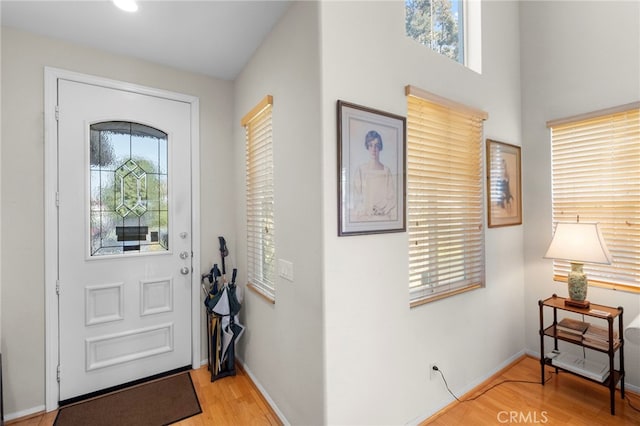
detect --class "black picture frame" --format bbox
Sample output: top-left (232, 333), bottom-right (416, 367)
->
top-left (337, 100), bottom-right (406, 236)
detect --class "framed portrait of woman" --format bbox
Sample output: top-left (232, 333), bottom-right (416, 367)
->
top-left (337, 100), bottom-right (406, 236)
top-left (486, 139), bottom-right (522, 227)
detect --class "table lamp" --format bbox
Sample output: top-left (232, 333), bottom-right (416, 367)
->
top-left (544, 222), bottom-right (612, 308)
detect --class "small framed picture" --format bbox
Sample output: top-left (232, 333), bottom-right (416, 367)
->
top-left (337, 100), bottom-right (406, 236)
top-left (486, 139), bottom-right (522, 227)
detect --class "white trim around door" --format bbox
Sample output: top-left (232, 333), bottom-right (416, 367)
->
top-left (44, 67), bottom-right (201, 411)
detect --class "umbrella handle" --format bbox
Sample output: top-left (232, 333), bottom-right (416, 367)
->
top-left (218, 236), bottom-right (228, 275)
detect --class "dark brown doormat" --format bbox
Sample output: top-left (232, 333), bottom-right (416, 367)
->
top-left (54, 372), bottom-right (202, 426)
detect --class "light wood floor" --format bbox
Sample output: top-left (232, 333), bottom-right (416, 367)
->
top-left (7, 356), bottom-right (640, 425)
top-left (423, 355), bottom-right (640, 426)
top-left (6, 364), bottom-right (282, 426)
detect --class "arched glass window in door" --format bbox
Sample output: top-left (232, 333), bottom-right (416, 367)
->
top-left (90, 121), bottom-right (168, 256)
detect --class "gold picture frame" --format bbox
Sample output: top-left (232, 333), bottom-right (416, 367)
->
top-left (487, 139), bottom-right (522, 227)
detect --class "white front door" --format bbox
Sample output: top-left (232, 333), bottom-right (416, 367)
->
top-left (57, 79), bottom-right (193, 401)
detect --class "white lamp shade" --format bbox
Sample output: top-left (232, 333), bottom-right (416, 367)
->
top-left (544, 222), bottom-right (612, 264)
top-left (625, 314), bottom-right (640, 345)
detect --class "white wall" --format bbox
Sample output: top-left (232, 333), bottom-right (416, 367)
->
top-left (0, 27), bottom-right (234, 417)
top-left (0, 20), bottom-right (3, 348)
top-left (320, 1), bottom-right (523, 424)
top-left (521, 0), bottom-right (640, 391)
top-left (4, 1), bottom-right (636, 423)
top-left (233, 2), bottom-right (325, 424)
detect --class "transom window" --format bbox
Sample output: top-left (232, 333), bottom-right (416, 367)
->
top-left (405, 0), bottom-right (465, 64)
top-left (405, 0), bottom-right (481, 73)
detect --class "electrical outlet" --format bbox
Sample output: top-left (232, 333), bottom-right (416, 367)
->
top-left (429, 363), bottom-right (439, 380)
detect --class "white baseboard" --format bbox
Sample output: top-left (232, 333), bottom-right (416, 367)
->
top-left (407, 350), bottom-right (527, 425)
top-left (4, 405), bottom-right (46, 422)
top-left (625, 382), bottom-right (640, 394)
top-left (237, 357), bottom-right (290, 426)
top-left (453, 349), bottom-right (528, 399)
top-left (199, 356), bottom-right (289, 425)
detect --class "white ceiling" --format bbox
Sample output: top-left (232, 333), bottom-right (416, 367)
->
top-left (1, 0), bottom-right (291, 80)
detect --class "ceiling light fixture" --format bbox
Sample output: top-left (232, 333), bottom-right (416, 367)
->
top-left (113, 0), bottom-right (138, 13)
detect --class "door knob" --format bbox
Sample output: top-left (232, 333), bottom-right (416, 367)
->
top-left (179, 251), bottom-right (190, 260)
top-left (180, 266), bottom-right (190, 275)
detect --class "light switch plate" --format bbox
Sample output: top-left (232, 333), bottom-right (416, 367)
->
top-left (278, 259), bottom-right (294, 282)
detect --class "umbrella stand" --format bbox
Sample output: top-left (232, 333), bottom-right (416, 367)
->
top-left (203, 237), bottom-right (244, 382)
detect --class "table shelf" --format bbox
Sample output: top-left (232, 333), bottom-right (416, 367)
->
top-left (539, 294), bottom-right (625, 415)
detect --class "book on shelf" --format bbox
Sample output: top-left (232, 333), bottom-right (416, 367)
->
top-left (583, 337), bottom-right (619, 351)
top-left (556, 329), bottom-right (583, 342)
top-left (557, 317), bottom-right (590, 334)
top-left (551, 352), bottom-right (610, 382)
top-left (584, 324), bottom-right (618, 342)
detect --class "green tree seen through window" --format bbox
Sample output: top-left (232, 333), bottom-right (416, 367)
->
top-left (406, 0), bottom-right (463, 63)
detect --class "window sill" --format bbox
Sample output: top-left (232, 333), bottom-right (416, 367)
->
top-left (410, 283), bottom-right (482, 308)
top-left (553, 275), bottom-right (640, 295)
top-left (247, 283), bottom-right (275, 304)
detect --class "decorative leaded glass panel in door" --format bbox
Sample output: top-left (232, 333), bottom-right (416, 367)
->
top-left (90, 121), bottom-right (169, 256)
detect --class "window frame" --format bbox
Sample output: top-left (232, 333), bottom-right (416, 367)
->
top-left (405, 0), bottom-right (467, 66)
top-left (405, 85), bottom-right (488, 307)
top-left (455, 0), bottom-right (465, 64)
top-left (242, 95), bottom-right (276, 303)
top-left (547, 102), bottom-right (640, 294)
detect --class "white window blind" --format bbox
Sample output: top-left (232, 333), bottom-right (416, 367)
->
top-left (548, 104), bottom-right (640, 292)
top-left (406, 85), bottom-right (487, 306)
top-left (242, 95), bottom-right (276, 302)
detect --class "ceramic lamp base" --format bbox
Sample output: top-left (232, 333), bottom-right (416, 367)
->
top-left (567, 261), bottom-right (588, 302)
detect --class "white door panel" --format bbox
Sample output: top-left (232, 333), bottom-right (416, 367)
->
top-left (57, 79), bottom-right (192, 400)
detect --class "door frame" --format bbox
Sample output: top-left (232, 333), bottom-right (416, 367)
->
top-left (44, 67), bottom-right (201, 411)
